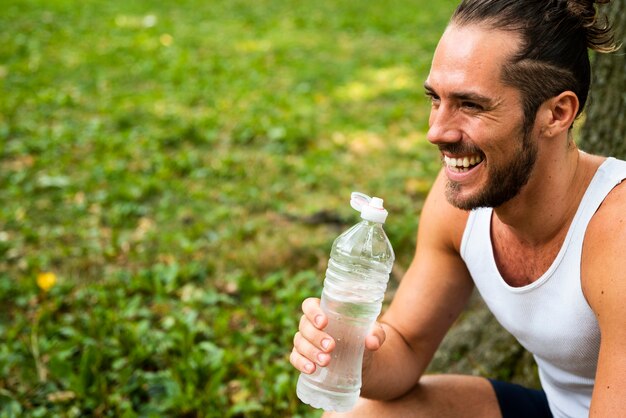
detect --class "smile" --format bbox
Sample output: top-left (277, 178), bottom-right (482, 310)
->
top-left (444, 154), bottom-right (483, 173)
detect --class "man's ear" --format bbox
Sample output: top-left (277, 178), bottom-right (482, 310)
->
top-left (537, 91), bottom-right (580, 137)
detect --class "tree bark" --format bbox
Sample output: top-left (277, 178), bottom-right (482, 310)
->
top-left (428, 292), bottom-right (541, 387)
top-left (579, 0), bottom-right (626, 158)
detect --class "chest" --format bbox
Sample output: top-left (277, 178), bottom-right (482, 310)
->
top-left (461, 213), bottom-right (601, 377)
top-left (473, 262), bottom-right (601, 380)
top-left (491, 224), bottom-right (568, 287)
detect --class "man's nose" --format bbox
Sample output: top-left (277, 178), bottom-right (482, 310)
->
top-left (427, 105), bottom-right (462, 144)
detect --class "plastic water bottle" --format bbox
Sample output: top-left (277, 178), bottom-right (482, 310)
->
top-left (296, 192), bottom-right (395, 412)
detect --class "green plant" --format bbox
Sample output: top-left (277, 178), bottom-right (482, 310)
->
top-left (0, 0), bottom-right (457, 416)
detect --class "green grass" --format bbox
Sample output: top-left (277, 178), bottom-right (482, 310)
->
top-left (0, 0), bottom-right (458, 416)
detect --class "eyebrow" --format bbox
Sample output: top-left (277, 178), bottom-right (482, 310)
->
top-left (423, 82), bottom-right (496, 107)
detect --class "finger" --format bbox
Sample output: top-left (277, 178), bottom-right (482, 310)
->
top-left (302, 297), bottom-right (327, 329)
top-left (293, 331), bottom-right (332, 368)
top-left (290, 345), bottom-right (316, 374)
top-left (298, 315), bottom-right (335, 353)
top-left (364, 322), bottom-right (386, 351)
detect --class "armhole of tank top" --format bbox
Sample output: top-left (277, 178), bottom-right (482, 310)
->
top-left (580, 158), bottom-right (626, 238)
top-left (610, 158), bottom-right (626, 185)
top-left (460, 209), bottom-right (478, 261)
top-left (581, 158), bottom-right (626, 223)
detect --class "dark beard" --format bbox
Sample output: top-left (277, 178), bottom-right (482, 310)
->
top-left (444, 131), bottom-right (538, 210)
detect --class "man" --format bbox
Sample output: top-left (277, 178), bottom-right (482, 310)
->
top-left (290, 0), bottom-right (625, 417)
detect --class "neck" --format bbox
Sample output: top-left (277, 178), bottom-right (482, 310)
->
top-left (493, 146), bottom-right (598, 247)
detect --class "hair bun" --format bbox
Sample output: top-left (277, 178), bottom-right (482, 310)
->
top-left (566, 0), bottom-right (618, 52)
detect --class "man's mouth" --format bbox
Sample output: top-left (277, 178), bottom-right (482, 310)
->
top-left (444, 154), bottom-right (483, 173)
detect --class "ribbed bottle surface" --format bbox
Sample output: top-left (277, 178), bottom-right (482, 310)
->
top-left (297, 221), bottom-right (394, 412)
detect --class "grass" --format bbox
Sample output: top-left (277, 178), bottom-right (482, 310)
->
top-left (0, 0), bottom-right (458, 416)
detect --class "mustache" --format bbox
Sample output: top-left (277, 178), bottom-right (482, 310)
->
top-left (438, 143), bottom-right (483, 155)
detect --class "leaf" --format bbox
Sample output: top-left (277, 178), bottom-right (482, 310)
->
top-left (36, 175), bottom-right (71, 189)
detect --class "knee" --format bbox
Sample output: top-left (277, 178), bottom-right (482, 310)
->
top-left (320, 397), bottom-right (393, 418)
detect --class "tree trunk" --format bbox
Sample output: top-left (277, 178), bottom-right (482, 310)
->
top-left (428, 292), bottom-right (541, 387)
top-left (579, 0), bottom-right (626, 157)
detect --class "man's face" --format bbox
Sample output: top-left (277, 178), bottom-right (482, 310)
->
top-left (424, 24), bottom-right (538, 210)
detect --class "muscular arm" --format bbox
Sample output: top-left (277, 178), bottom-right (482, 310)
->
top-left (360, 170), bottom-right (475, 400)
top-left (583, 181), bottom-right (626, 416)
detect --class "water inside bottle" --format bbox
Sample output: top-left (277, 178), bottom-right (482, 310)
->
top-left (296, 292), bottom-right (372, 412)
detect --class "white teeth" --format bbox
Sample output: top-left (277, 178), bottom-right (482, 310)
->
top-left (444, 154), bottom-right (483, 171)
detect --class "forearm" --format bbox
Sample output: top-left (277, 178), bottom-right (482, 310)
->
top-left (360, 322), bottom-right (431, 400)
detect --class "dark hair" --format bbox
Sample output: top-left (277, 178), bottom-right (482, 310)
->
top-left (451, 0), bottom-right (618, 133)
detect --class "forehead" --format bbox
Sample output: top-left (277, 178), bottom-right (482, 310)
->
top-left (426, 24), bottom-right (521, 95)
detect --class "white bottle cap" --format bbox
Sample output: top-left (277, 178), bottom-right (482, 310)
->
top-left (350, 192), bottom-right (389, 223)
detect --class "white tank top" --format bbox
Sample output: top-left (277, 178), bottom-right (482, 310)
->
top-left (460, 157), bottom-right (626, 418)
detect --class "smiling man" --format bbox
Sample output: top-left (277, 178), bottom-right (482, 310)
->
top-left (423, 23), bottom-right (539, 212)
top-left (290, 1), bottom-right (625, 417)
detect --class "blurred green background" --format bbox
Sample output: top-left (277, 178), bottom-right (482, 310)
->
top-left (0, 0), bottom-right (458, 416)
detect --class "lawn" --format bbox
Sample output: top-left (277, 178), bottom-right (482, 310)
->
top-left (0, 0), bottom-right (458, 416)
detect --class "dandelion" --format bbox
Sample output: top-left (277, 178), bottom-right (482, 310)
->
top-left (159, 33), bottom-right (173, 47)
top-left (36, 272), bottom-right (57, 292)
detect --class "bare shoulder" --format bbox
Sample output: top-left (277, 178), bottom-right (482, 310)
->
top-left (584, 176), bottom-right (626, 251)
top-left (582, 178), bottom-right (626, 314)
top-left (418, 169), bottom-right (471, 253)
top-left (589, 176), bottom-right (626, 231)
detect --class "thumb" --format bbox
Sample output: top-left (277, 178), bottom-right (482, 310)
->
top-left (364, 322), bottom-right (386, 351)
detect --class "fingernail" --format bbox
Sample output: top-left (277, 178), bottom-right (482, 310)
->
top-left (321, 339), bottom-right (330, 350)
top-left (304, 362), bottom-right (313, 373)
top-left (314, 315), bottom-right (323, 327)
top-left (317, 353), bottom-right (329, 364)
top-left (374, 337), bottom-right (381, 349)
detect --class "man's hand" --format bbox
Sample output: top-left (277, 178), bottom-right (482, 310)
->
top-left (289, 297), bottom-right (386, 375)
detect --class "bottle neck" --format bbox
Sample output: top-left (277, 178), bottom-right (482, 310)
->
top-left (360, 219), bottom-right (384, 228)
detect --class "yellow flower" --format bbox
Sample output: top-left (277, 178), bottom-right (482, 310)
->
top-left (36, 272), bottom-right (57, 292)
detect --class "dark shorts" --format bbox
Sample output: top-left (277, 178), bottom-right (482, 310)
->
top-left (488, 379), bottom-right (553, 418)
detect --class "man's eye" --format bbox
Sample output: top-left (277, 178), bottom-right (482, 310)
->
top-left (462, 101), bottom-right (482, 110)
top-left (426, 93), bottom-right (440, 104)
